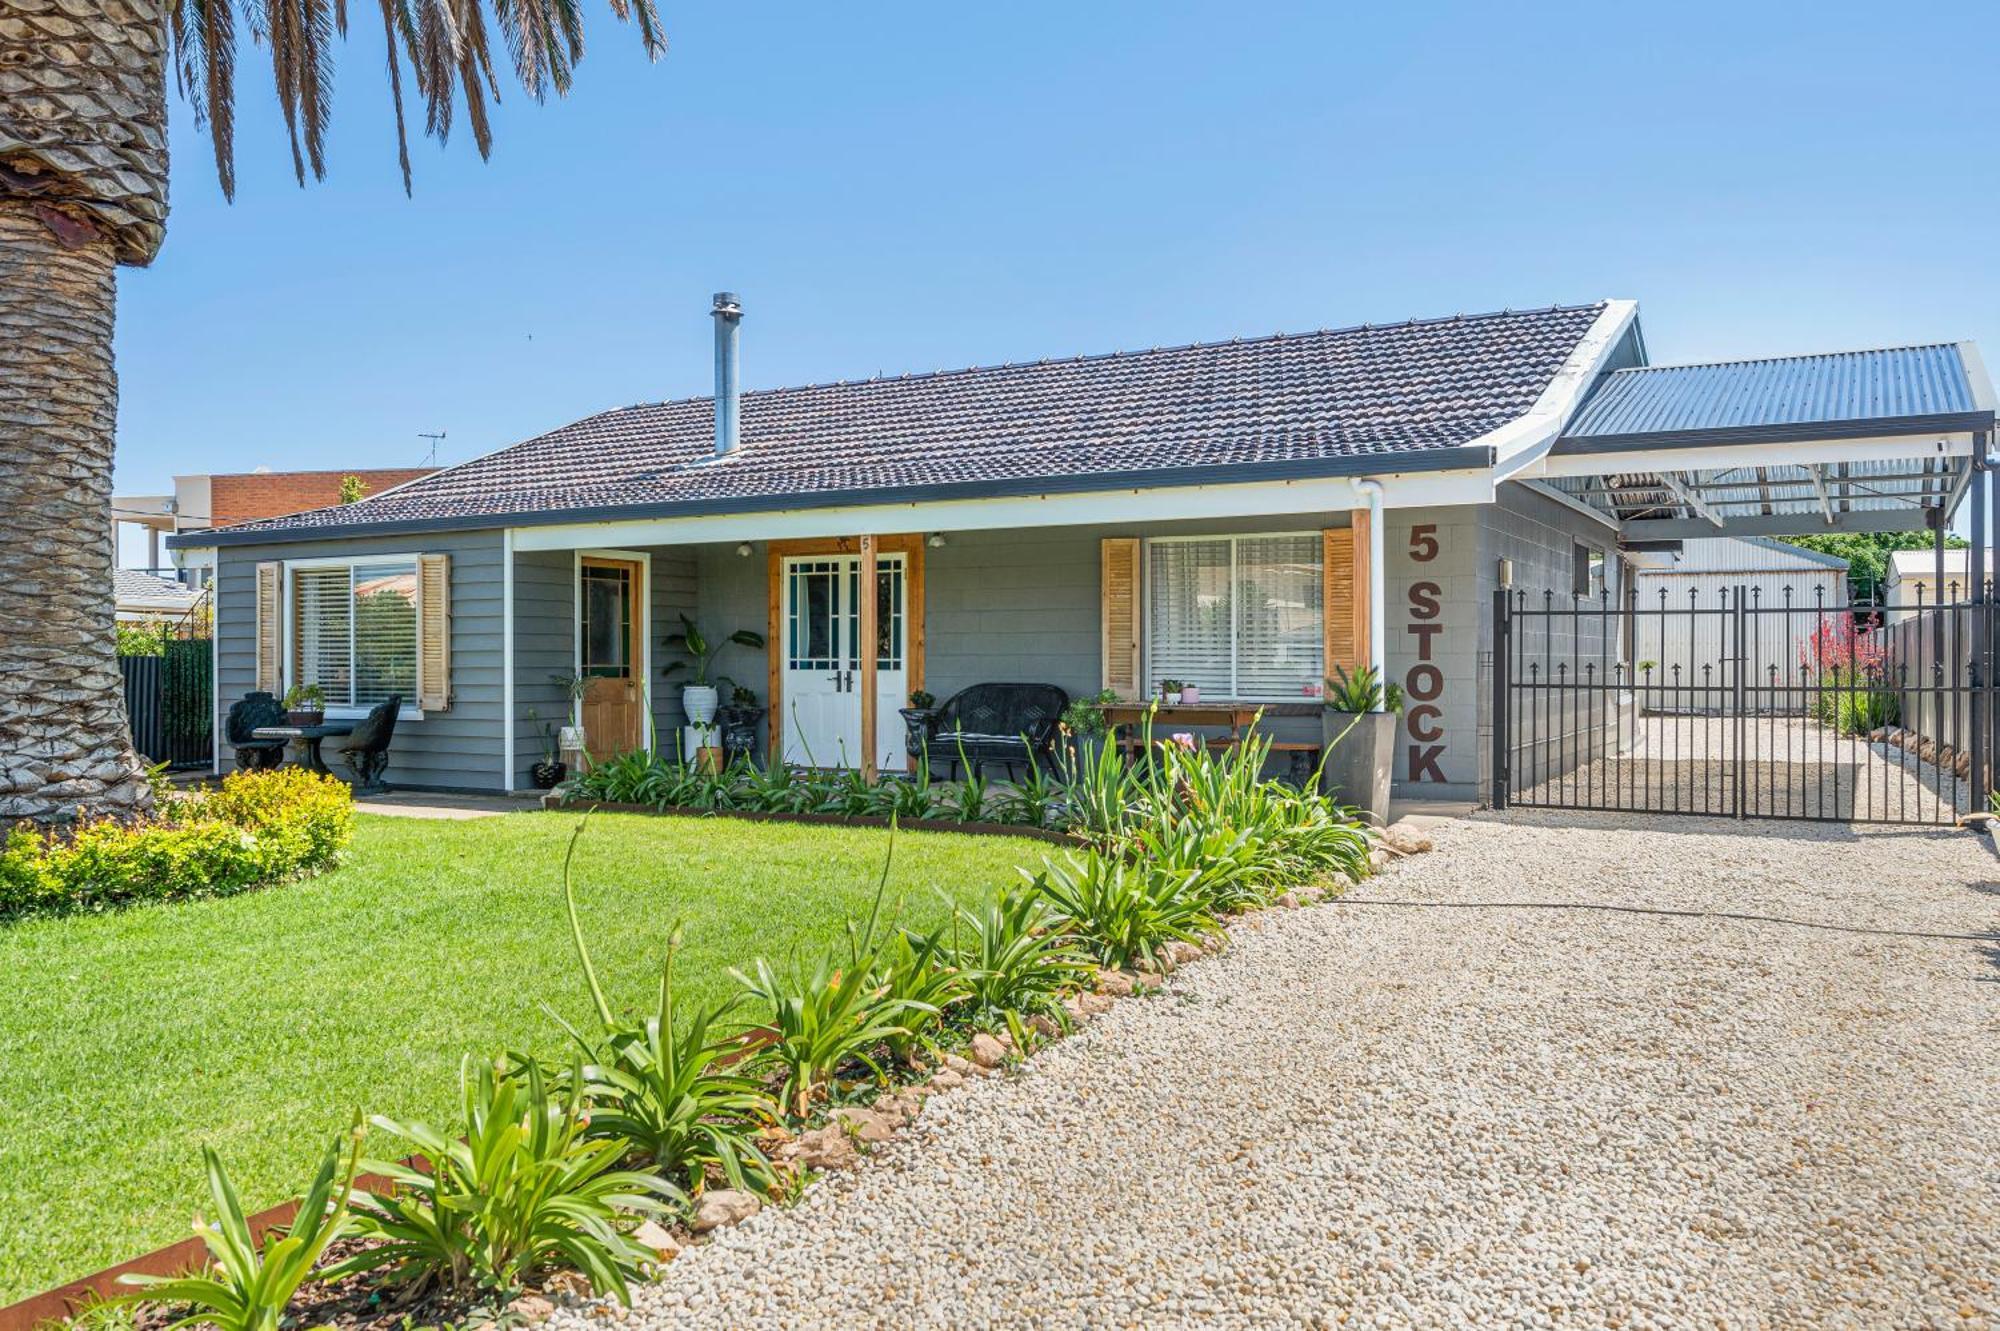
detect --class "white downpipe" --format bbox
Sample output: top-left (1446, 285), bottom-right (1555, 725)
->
top-left (501, 528), bottom-right (516, 791)
top-left (1351, 478), bottom-right (1387, 683)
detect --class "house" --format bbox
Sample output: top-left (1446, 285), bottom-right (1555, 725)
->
top-left (1883, 547), bottom-right (1972, 623)
top-left (170, 296), bottom-right (1998, 806)
top-left (1628, 538), bottom-right (1849, 714)
top-left (113, 567), bottom-right (202, 626)
top-left (115, 466), bottom-right (438, 584)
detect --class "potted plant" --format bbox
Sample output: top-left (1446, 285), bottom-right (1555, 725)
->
top-left (548, 672), bottom-right (591, 762)
top-left (716, 682), bottom-right (766, 766)
top-left (1158, 678), bottom-right (1185, 705)
top-left (1181, 682), bottom-right (1201, 704)
top-left (526, 707), bottom-right (566, 789)
top-left (662, 613), bottom-right (765, 728)
top-left (1060, 688), bottom-right (1119, 772)
top-left (899, 688), bottom-right (939, 764)
top-left (1321, 664), bottom-right (1402, 823)
top-left (283, 683), bottom-right (326, 728)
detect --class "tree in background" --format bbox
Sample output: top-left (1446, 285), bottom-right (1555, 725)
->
top-left (338, 475), bottom-right (369, 505)
top-left (1777, 532), bottom-right (1967, 606)
top-left (0, 0), bottom-right (665, 822)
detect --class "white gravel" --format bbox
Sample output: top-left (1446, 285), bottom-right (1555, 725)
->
top-left (559, 813), bottom-right (2000, 1329)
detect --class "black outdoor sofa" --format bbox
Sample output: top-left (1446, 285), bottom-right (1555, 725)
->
top-left (912, 682), bottom-right (1068, 780)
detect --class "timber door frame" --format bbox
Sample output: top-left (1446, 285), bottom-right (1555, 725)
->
top-left (766, 534), bottom-right (926, 777)
top-left (574, 550), bottom-right (652, 755)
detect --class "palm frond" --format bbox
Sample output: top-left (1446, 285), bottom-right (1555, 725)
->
top-left (169, 0), bottom-right (240, 199)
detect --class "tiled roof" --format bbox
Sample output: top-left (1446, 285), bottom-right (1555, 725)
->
top-left (113, 569), bottom-right (199, 602)
top-left (205, 303), bottom-right (1609, 541)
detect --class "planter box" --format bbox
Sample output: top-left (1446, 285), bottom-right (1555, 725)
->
top-left (1321, 710), bottom-right (1395, 824)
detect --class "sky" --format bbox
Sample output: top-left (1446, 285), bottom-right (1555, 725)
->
top-left (113, 0), bottom-right (2000, 559)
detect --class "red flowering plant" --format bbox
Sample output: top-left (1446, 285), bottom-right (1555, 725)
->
top-left (1799, 611), bottom-right (1897, 734)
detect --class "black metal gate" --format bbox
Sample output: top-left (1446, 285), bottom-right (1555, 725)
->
top-left (1492, 582), bottom-right (1993, 825)
top-left (121, 637), bottom-right (214, 770)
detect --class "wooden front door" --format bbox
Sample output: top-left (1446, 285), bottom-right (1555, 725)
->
top-left (579, 557), bottom-right (645, 761)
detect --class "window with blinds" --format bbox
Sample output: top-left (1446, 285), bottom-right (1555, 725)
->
top-left (1146, 535), bottom-right (1323, 700)
top-left (292, 560), bottom-right (418, 710)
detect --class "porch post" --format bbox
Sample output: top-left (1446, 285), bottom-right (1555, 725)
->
top-left (858, 534), bottom-right (878, 782)
top-left (501, 528), bottom-right (516, 790)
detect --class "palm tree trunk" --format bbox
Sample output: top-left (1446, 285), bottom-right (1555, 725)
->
top-left (0, 204), bottom-right (150, 821)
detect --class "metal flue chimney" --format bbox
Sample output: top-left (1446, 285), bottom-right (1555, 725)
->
top-left (712, 291), bottom-right (742, 457)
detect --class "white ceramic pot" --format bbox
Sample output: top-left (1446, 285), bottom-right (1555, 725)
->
top-left (1181, 685), bottom-right (1201, 704)
top-left (682, 684), bottom-right (720, 725)
top-left (1164, 690), bottom-right (1184, 705)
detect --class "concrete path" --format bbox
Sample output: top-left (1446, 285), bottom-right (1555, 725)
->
top-left (570, 812), bottom-right (1999, 1330)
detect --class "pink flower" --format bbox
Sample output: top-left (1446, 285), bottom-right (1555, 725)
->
top-left (1170, 732), bottom-right (1197, 750)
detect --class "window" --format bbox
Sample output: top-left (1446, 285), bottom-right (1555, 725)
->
top-left (1146, 534), bottom-right (1323, 699)
top-left (1572, 543), bottom-right (1605, 599)
top-left (291, 560), bottom-right (418, 711)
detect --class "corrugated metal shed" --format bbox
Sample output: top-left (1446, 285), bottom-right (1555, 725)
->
top-left (1559, 343), bottom-right (1991, 448)
top-left (1660, 537), bottom-right (1849, 575)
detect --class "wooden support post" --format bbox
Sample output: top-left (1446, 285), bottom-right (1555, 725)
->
top-left (858, 534), bottom-right (879, 782)
top-left (1350, 507), bottom-right (1374, 674)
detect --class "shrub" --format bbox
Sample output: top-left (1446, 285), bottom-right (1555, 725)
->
top-left (118, 1124), bottom-right (364, 1331)
top-left (0, 769), bottom-right (353, 923)
top-left (871, 922), bottom-right (972, 1066)
top-left (1027, 850), bottom-right (1217, 972)
top-left (952, 884), bottom-right (1093, 1025)
top-left (553, 825), bottom-right (778, 1195)
top-left (333, 1056), bottom-right (679, 1306)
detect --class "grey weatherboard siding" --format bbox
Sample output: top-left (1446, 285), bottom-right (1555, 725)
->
top-left (215, 530), bottom-right (507, 791)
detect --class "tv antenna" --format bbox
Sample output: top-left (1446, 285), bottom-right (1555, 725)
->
top-left (418, 430), bottom-right (446, 467)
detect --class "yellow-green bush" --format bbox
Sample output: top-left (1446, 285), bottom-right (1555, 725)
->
top-left (0, 770), bottom-right (353, 922)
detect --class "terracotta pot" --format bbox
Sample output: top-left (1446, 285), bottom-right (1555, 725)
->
top-left (286, 709), bottom-right (324, 728)
top-left (695, 746), bottom-right (725, 775)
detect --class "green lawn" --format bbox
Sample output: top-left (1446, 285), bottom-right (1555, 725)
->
top-left (0, 811), bottom-right (1048, 1301)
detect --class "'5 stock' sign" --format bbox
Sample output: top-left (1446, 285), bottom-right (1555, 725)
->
top-left (1403, 524), bottom-right (1447, 783)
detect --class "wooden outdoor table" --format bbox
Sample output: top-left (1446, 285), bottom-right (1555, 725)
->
top-left (1103, 701), bottom-right (1327, 766)
top-left (251, 722), bottom-right (355, 776)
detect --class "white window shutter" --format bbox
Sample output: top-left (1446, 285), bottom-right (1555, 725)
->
top-left (255, 561), bottom-right (282, 695)
top-left (1101, 537), bottom-right (1142, 698)
top-left (417, 553), bottom-right (451, 712)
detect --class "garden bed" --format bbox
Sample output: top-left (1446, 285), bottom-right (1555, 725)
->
top-left (539, 794), bottom-right (1077, 845)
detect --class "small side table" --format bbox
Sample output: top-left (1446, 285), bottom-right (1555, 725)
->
top-left (251, 722), bottom-right (357, 776)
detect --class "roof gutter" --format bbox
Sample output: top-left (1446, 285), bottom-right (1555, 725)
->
top-left (170, 444), bottom-right (1498, 550)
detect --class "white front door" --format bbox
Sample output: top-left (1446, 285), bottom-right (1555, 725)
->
top-left (780, 553), bottom-right (908, 770)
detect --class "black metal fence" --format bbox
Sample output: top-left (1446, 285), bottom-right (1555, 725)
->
top-left (120, 638), bottom-right (213, 769)
top-left (1492, 582), bottom-right (1992, 825)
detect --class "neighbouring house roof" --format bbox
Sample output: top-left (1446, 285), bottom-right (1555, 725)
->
top-left (184, 303), bottom-right (1614, 546)
top-left (114, 568), bottom-right (200, 604)
top-left (1557, 343), bottom-right (1993, 451)
top-left (1887, 547), bottom-right (1969, 578)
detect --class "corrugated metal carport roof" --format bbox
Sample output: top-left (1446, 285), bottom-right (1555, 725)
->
top-left (1541, 342), bottom-right (1995, 540)
top-left (1555, 343), bottom-right (1993, 450)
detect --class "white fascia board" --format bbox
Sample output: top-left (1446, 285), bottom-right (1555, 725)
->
top-left (510, 468), bottom-right (1495, 552)
top-left (1537, 432), bottom-right (1975, 479)
top-left (1486, 298), bottom-right (1640, 482)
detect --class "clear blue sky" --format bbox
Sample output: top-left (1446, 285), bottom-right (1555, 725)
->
top-left (114, 0), bottom-right (2000, 552)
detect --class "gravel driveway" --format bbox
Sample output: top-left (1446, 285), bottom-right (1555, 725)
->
top-left (582, 814), bottom-right (2000, 1329)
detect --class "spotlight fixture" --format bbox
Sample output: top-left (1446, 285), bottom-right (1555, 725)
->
top-left (927, 532), bottom-right (946, 549)
top-left (736, 542), bottom-right (753, 557)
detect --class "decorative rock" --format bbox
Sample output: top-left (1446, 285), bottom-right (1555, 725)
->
top-left (691, 1188), bottom-right (761, 1232)
top-left (968, 1032), bottom-right (1008, 1068)
top-left (1165, 939), bottom-right (1205, 967)
top-left (1276, 891), bottom-right (1301, 909)
top-left (1380, 820), bottom-right (1435, 854)
top-left (793, 1123), bottom-right (860, 1169)
top-left (1367, 847), bottom-right (1391, 874)
top-left (833, 1106), bottom-right (897, 1143)
top-left (1096, 968), bottom-right (1137, 996)
top-left (510, 1295), bottom-right (555, 1322)
top-left (928, 1067), bottom-right (967, 1090)
top-left (1027, 1012), bottom-right (1061, 1039)
top-left (628, 1221), bottom-right (682, 1263)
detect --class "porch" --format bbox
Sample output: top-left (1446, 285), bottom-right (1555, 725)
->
top-left (502, 508), bottom-right (1386, 790)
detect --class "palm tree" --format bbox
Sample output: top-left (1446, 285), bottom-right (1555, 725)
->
top-left (0, 0), bottom-right (664, 821)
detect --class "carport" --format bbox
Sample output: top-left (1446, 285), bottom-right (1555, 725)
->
top-left (1496, 342), bottom-right (1999, 823)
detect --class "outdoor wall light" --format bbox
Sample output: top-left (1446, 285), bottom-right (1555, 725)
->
top-left (1497, 557), bottom-right (1514, 588)
top-left (736, 542), bottom-right (753, 557)
top-left (927, 532), bottom-right (947, 549)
